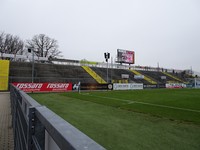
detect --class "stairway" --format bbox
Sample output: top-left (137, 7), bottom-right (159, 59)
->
top-left (82, 66), bottom-right (107, 84)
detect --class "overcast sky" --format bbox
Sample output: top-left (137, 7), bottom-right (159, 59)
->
top-left (1, 0), bottom-right (200, 72)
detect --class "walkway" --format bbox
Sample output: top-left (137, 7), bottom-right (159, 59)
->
top-left (0, 92), bottom-right (14, 150)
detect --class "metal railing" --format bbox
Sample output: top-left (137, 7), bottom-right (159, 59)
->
top-left (10, 84), bottom-right (105, 150)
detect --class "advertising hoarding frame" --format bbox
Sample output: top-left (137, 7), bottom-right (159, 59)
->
top-left (113, 83), bottom-right (143, 90)
top-left (12, 82), bottom-right (72, 92)
top-left (143, 84), bottom-right (166, 89)
top-left (74, 83), bottom-right (113, 91)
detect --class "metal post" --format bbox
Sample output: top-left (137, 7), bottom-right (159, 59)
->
top-left (107, 60), bottom-right (108, 83)
top-left (28, 107), bottom-right (35, 150)
top-left (104, 52), bottom-right (110, 83)
top-left (32, 49), bottom-right (34, 83)
top-left (110, 57), bottom-right (113, 83)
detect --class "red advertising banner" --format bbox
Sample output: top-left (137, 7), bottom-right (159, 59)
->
top-left (12, 82), bottom-right (72, 92)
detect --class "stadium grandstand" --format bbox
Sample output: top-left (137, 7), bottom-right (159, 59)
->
top-left (0, 52), bottom-right (200, 150)
top-left (7, 58), bottom-right (190, 85)
top-left (1, 50), bottom-right (196, 89)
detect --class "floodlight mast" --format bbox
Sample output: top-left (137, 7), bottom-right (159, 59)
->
top-left (28, 48), bottom-right (34, 83)
top-left (104, 52), bottom-right (110, 83)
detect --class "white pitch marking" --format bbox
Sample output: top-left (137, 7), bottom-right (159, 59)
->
top-left (83, 94), bottom-right (200, 113)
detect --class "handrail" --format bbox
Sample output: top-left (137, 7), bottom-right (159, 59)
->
top-left (10, 84), bottom-right (105, 150)
top-left (35, 106), bottom-right (104, 150)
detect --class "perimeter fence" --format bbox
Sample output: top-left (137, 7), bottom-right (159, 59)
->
top-left (10, 84), bottom-right (105, 150)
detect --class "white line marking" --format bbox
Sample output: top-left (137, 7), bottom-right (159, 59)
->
top-left (80, 93), bottom-right (90, 95)
top-left (81, 94), bottom-right (200, 113)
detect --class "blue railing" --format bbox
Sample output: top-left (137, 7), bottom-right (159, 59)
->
top-left (10, 84), bottom-right (105, 150)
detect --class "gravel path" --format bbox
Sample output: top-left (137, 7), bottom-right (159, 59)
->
top-left (0, 92), bottom-right (14, 150)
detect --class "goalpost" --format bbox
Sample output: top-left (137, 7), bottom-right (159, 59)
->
top-left (187, 78), bottom-right (200, 88)
top-left (194, 78), bottom-right (200, 88)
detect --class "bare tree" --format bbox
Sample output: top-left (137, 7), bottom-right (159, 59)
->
top-left (0, 32), bottom-right (24, 54)
top-left (26, 34), bottom-right (61, 58)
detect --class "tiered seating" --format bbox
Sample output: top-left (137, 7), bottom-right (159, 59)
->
top-left (139, 70), bottom-right (184, 84)
top-left (139, 70), bottom-right (165, 84)
top-left (9, 62), bottom-right (97, 83)
top-left (10, 62), bottom-right (33, 82)
top-left (82, 66), bottom-right (106, 83)
top-left (129, 70), bottom-right (157, 84)
top-left (36, 63), bottom-right (62, 78)
top-left (90, 67), bottom-right (108, 80)
top-left (53, 65), bottom-right (97, 83)
top-left (162, 72), bottom-right (187, 83)
top-left (9, 62), bottom-right (187, 84)
top-left (91, 67), bottom-right (148, 84)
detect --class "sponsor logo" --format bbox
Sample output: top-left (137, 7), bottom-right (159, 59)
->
top-left (108, 84), bottom-right (113, 90)
top-left (16, 83), bottom-right (43, 89)
top-left (12, 82), bottom-right (72, 92)
top-left (73, 82), bottom-right (81, 90)
top-left (47, 83), bottom-right (69, 89)
top-left (113, 83), bottom-right (143, 90)
top-left (144, 84), bottom-right (157, 88)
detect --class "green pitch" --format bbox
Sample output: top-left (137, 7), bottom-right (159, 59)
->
top-left (30, 88), bottom-right (200, 150)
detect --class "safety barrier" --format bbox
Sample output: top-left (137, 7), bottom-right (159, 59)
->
top-left (10, 84), bottom-right (105, 150)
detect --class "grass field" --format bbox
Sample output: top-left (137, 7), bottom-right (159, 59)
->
top-left (30, 88), bottom-right (200, 150)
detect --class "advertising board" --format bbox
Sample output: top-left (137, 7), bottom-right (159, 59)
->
top-left (143, 84), bottom-right (166, 89)
top-left (113, 83), bottom-right (143, 90)
top-left (117, 49), bottom-right (135, 64)
top-left (77, 83), bottom-right (113, 90)
top-left (134, 75), bottom-right (144, 79)
top-left (12, 83), bottom-right (72, 92)
top-left (161, 76), bottom-right (166, 80)
top-left (121, 74), bottom-right (129, 79)
top-left (166, 83), bottom-right (186, 88)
